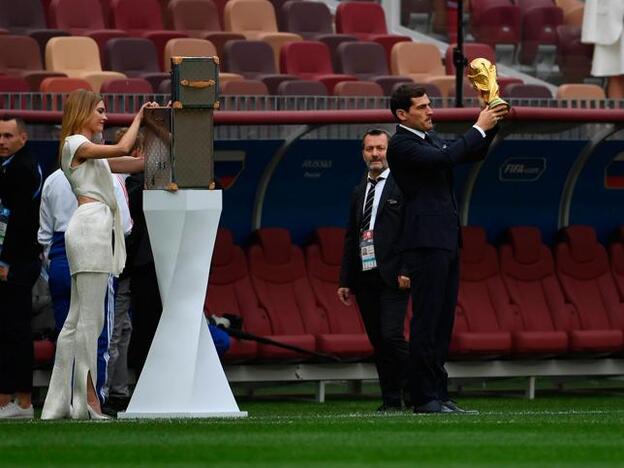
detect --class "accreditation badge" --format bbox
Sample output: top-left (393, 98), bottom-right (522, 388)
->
top-left (0, 203), bottom-right (9, 256)
top-left (360, 229), bottom-right (377, 271)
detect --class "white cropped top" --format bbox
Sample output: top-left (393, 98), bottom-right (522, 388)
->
top-left (61, 134), bottom-right (126, 276)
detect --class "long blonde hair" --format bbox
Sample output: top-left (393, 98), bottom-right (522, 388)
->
top-left (58, 89), bottom-right (102, 165)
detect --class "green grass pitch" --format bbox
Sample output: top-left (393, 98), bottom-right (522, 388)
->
top-left (1, 394), bottom-right (624, 467)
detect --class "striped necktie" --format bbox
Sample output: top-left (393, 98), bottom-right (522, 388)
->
top-left (361, 177), bottom-right (382, 231)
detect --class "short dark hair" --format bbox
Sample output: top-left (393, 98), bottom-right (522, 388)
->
top-left (361, 128), bottom-right (390, 149)
top-left (390, 84), bottom-right (427, 119)
top-left (0, 114), bottom-right (27, 134)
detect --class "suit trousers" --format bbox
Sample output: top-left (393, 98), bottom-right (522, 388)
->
top-left (403, 247), bottom-right (459, 406)
top-left (354, 268), bottom-right (409, 405)
top-left (0, 260), bottom-right (40, 394)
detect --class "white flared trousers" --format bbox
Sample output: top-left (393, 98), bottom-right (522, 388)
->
top-left (41, 272), bottom-right (108, 420)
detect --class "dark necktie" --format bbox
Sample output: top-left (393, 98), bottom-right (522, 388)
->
top-left (361, 177), bottom-right (381, 231)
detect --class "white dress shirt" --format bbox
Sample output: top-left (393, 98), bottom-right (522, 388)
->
top-left (362, 167), bottom-right (390, 231)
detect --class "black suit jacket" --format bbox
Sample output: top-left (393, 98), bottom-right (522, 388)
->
top-left (0, 145), bottom-right (41, 265)
top-left (387, 125), bottom-right (497, 251)
top-left (340, 173), bottom-right (405, 290)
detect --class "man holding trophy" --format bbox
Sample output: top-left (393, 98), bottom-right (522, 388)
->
top-left (387, 59), bottom-right (508, 414)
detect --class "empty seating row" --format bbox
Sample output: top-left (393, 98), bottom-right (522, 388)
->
top-left (205, 227), bottom-right (373, 362)
top-left (454, 225), bottom-right (624, 355)
top-left (209, 224), bottom-right (624, 363)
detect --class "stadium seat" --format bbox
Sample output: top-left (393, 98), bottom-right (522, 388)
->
top-left (305, 228), bottom-right (373, 358)
top-left (50, 0), bottom-right (130, 59)
top-left (105, 38), bottom-right (170, 92)
top-left (555, 226), bottom-right (624, 352)
top-left (40, 76), bottom-right (91, 92)
top-left (0, 0), bottom-right (70, 62)
top-left (100, 78), bottom-right (153, 112)
top-left (221, 79), bottom-right (269, 96)
top-left (452, 226), bottom-right (513, 355)
top-left (317, 35), bottom-right (359, 74)
top-left (468, 0), bottom-right (521, 56)
top-left (280, 41), bottom-right (358, 94)
top-left (499, 227), bottom-right (569, 354)
top-left (556, 25), bottom-right (594, 83)
top-left (281, 0), bottom-right (334, 39)
top-left (266, 0), bottom-right (293, 31)
top-left (223, 40), bottom-right (297, 94)
top-left (503, 83), bottom-right (553, 99)
top-left (45, 36), bottom-right (126, 92)
top-left (334, 2), bottom-right (410, 64)
top-left (391, 82), bottom-right (443, 99)
top-left (610, 227), bottom-right (624, 301)
top-left (555, 84), bottom-right (606, 101)
top-left (0, 76), bottom-right (32, 109)
top-left (333, 81), bottom-right (384, 97)
top-left (157, 78), bottom-right (171, 94)
top-left (0, 35), bottom-right (66, 91)
top-left (111, 0), bottom-right (188, 69)
top-left (391, 42), bottom-right (446, 83)
top-left (276, 79), bottom-right (328, 96)
top-left (223, 0), bottom-right (302, 68)
top-left (247, 228), bottom-right (319, 359)
top-left (163, 38), bottom-right (216, 71)
top-left (204, 229), bottom-right (261, 361)
top-left (516, 0), bottom-right (564, 66)
top-left (337, 42), bottom-right (412, 95)
top-left (168, 0), bottom-right (245, 60)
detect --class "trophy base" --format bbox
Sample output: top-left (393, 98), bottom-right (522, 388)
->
top-left (488, 97), bottom-right (511, 110)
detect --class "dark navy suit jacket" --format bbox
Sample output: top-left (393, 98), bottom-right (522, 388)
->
top-left (387, 125), bottom-right (497, 251)
top-left (340, 173), bottom-right (405, 289)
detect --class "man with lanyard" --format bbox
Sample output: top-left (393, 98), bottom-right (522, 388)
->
top-left (0, 116), bottom-right (42, 419)
top-left (338, 128), bottom-right (411, 412)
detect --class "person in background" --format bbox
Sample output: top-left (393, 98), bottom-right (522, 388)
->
top-left (0, 116), bottom-right (42, 419)
top-left (338, 128), bottom-right (410, 412)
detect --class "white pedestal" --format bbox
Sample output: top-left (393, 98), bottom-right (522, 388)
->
top-left (119, 190), bottom-right (247, 419)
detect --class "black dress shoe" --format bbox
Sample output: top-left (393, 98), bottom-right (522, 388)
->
top-left (442, 400), bottom-right (479, 414)
top-left (413, 400), bottom-right (453, 414)
top-left (376, 403), bottom-right (403, 413)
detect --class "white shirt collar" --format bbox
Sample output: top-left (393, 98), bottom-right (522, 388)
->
top-left (399, 124), bottom-right (427, 140)
top-left (368, 167), bottom-right (390, 182)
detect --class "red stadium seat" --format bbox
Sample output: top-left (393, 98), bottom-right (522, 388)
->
top-left (280, 41), bottom-right (357, 94)
top-left (247, 228), bottom-right (318, 359)
top-left (334, 2), bottom-right (410, 64)
top-left (556, 25), bottom-right (593, 83)
top-left (610, 227), bottom-right (624, 301)
top-left (499, 227), bottom-right (569, 353)
top-left (111, 0), bottom-right (187, 69)
top-left (0, 35), bottom-right (66, 91)
top-left (204, 229), bottom-right (263, 361)
top-left (445, 43), bottom-right (496, 76)
top-left (452, 226), bottom-right (513, 355)
top-left (306, 228), bottom-right (373, 358)
top-left (555, 226), bottom-right (624, 352)
top-left (469, 0), bottom-right (521, 52)
top-left (0, 76), bottom-right (31, 109)
top-left (516, 0), bottom-right (564, 65)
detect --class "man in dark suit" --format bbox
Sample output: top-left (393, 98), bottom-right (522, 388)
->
top-left (0, 116), bottom-right (42, 419)
top-left (338, 128), bottom-right (410, 412)
top-left (387, 84), bottom-right (507, 414)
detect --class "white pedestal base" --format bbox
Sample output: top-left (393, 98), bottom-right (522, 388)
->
top-left (119, 190), bottom-right (247, 419)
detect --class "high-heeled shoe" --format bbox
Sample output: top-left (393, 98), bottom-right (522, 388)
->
top-left (87, 405), bottom-right (111, 421)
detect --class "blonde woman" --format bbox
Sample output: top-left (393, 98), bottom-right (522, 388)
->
top-left (42, 90), bottom-right (156, 420)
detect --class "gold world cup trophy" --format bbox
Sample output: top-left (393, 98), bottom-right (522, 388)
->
top-left (466, 58), bottom-right (510, 111)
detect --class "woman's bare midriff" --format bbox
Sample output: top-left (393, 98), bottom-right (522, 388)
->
top-left (77, 195), bottom-right (98, 205)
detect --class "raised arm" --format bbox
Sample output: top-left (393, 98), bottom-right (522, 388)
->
top-left (75, 102), bottom-right (158, 161)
